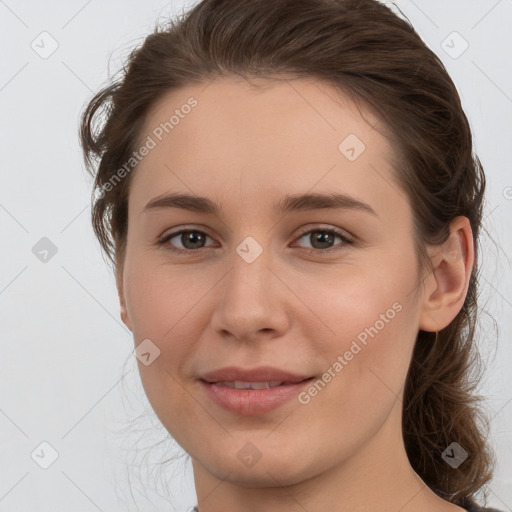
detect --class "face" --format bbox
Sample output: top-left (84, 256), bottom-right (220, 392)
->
top-left (118, 75), bottom-right (428, 487)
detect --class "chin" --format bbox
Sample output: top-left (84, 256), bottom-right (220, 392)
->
top-left (193, 438), bottom-right (323, 488)
top-left (205, 457), bottom-right (312, 488)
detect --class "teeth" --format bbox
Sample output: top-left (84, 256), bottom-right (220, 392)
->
top-left (234, 381), bottom-right (251, 389)
top-left (217, 381), bottom-right (235, 388)
top-left (216, 381), bottom-right (284, 389)
top-left (248, 381), bottom-right (282, 389)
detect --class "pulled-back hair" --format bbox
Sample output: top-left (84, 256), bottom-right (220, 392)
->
top-left (79, 0), bottom-right (496, 507)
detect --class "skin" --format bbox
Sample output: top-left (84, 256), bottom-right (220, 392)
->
top-left (117, 75), bottom-right (473, 512)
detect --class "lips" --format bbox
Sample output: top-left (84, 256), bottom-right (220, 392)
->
top-left (199, 366), bottom-right (315, 415)
top-left (200, 365), bottom-right (312, 384)
top-left (215, 380), bottom-right (285, 389)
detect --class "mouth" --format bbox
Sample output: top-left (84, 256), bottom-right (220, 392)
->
top-left (200, 365), bottom-right (314, 384)
top-left (207, 378), bottom-right (314, 389)
top-left (198, 368), bottom-right (316, 415)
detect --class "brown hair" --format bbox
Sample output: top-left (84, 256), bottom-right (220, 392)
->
top-left (79, 0), bottom-right (496, 506)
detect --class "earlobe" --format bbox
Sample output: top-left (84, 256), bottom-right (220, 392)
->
top-left (119, 296), bottom-right (132, 331)
top-left (418, 216), bottom-right (474, 333)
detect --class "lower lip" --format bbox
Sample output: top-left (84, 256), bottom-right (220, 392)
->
top-left (200, 379), bottom-right (314, 416)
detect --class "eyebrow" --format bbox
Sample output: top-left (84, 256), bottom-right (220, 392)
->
top-left (142, 191), bottom-right (378, 217)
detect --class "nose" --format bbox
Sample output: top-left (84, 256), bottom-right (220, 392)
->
top-left (208, 244), bottom-right (290, 344)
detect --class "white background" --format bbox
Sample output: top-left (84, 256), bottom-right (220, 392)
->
top-left (1, 1), bottom-right (511, 511)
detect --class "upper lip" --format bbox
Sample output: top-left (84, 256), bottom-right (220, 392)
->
top-left (200, 366), bottom-right (313, 383)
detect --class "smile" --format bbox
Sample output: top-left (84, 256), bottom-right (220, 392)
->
top-left (216, 380), bottom-right (287, 389)
top-left (200, 377), bottom-right (315, 415)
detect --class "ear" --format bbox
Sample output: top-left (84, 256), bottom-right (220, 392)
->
top-left (418, 216), bottom-right (474, 332)
top-left (116, 262), bottom-right (133, 332)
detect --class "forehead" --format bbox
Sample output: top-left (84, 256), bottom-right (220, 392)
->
top-left (139, 74), bottom-right (387, 154)
top-left (129, 75), bottom-right (406, 220)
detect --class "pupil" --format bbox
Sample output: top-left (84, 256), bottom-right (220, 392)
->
top-left (312, 231), bottom-right (333, 249)
top-left (184, 231), bottom-right (204, 249)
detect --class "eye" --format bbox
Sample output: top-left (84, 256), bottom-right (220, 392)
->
top-left (157, 225), bottom-right (353, 255)
top-left (157, 229), bottom-right (216, 254)
top-left (292, 226), bottom-right (353, 253)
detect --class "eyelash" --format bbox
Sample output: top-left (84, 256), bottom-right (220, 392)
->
top-left (157, 225), bottom-right (354, 256)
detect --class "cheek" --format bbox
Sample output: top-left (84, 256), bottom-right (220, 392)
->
top-left (299, 254), bottom-right (417, 344)
top-left (296, 293), bottom-right (417, 451)
top-left (125, 256), bottom-right (208, 342)
top-left (125, 262), bottom-right (208, 430)
top-left (301, 255), bottom-right (420, 397)
top-left (124, 259), bottom-right (215, 405)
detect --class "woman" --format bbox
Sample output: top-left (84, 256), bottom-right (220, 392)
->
top-left (79, 0), bottom-right (503, 510)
